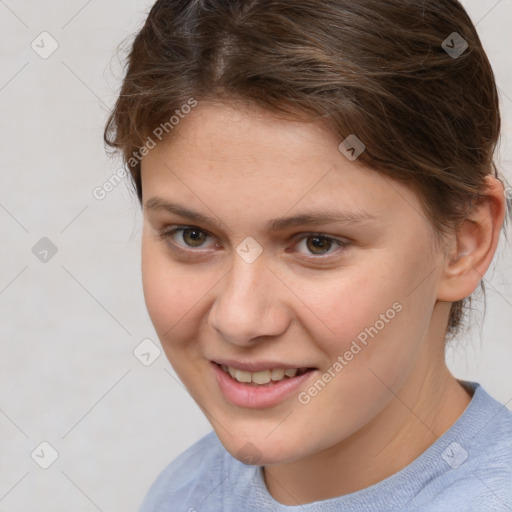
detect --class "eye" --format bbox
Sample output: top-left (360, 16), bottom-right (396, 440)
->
top-left (294, 234), bottom-right (346, 256)
top-left (157, 226), bottom-right (218, 250)
top-left (180, 228), bottom-right (208, 247)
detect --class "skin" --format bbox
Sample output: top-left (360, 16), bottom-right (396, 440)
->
top-left (140, 102), bottom-right (506, 505)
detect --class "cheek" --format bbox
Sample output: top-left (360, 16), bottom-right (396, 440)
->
top-left (297, 249), bottom-right (436, 368)
top-left (289, 257), bottom-right (436, 449)
top-left (294, 265), bottom-right (400, 348)
top-left (141, 235), bottom-right (236, 366)
top-left (141, 237), bottom-right (207, 345)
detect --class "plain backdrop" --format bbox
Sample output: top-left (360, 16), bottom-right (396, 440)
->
top-left (0, 0), bottom-right (511, 510)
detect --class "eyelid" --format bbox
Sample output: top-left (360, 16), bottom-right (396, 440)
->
top-left (291, 231), bottom-right (348, 243)
top-left (157, 225), bottom-right (218, 250)
top-left (289, 232), bottom-right (348, 257)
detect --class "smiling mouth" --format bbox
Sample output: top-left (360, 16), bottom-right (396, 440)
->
top-left (215, 363), bottom-right (313, 386)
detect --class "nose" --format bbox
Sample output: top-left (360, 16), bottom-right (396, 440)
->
top-left (208, 255), bottom-right (291, 346)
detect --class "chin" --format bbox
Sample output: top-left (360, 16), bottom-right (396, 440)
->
top-left (215, 429), bottom-right (304, 466)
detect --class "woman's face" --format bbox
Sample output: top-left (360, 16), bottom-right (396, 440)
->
top-left (140, 102), bottom-right (449, 465)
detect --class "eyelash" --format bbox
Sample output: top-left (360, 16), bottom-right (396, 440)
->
top-left (156, 226), bottom-right (349, 258)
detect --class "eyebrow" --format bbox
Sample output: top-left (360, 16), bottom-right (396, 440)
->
top-left (144, 197), bottom-right (377, 231)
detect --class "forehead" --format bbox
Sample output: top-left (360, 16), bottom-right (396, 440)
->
top-left (151, 102), bottom-right (338, 174)
top-left (140, 102), bottom-right (426, 231)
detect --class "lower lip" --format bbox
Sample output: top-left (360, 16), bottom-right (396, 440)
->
top-left (211, 362), bottom-right (315, 409)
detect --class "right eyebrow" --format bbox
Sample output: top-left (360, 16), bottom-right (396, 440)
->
top-left (144, 197), bottom-right (221, 228)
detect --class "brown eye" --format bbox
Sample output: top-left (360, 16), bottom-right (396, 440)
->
top-left (306, 236), bottom-right (333, 255)
top-left (182, 228), bottom-right (207, 247)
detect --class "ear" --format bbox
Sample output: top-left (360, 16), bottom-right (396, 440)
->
top-left (437, 175), bottom-right (506, 302)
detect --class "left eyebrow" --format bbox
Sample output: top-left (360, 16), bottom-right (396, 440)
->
top-left (268, 210), bottom-right (377, 232)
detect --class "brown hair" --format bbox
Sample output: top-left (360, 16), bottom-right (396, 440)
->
top-left (104, 0), bottom-right (509, 336)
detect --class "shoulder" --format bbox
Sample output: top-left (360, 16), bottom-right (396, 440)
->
top-left (412, 384), bottom-right (512, 511)
top-left (421, 467), bottom-right (512, 511)
top-left (139, 432), bottom-right (225, 512)
top-left (138, 432), bottom-right (252, 512)
top-left (466, 384), bottom-right (512, 476)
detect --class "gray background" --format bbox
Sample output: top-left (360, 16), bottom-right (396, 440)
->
top-left (0, 0), bottom-right (511, 510)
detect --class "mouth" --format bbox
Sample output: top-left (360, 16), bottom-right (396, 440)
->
top-left (216, 363), bottom-right (312, 386)
top-left (211, 361), bottom-right (317, 408)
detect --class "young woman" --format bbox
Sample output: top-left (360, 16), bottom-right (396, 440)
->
top-left (105, 1), bottom-right (512, 509)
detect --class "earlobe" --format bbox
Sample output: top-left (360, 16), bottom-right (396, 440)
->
top-left (437, 176), bottom-right (506, 302)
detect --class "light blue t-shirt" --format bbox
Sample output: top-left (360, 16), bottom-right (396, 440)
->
top-left (138, 382), bottom-right (512, 511)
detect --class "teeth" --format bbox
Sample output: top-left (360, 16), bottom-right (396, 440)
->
top-left (252, 370), bottom-right (271, 384)
top-left (235, 369), bottom-right (252, 383)
top-left (271, 368), bottom-right (285, 380)
top-left (220, 364), bottom-right (307, 385)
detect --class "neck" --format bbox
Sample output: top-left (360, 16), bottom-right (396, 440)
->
top-left (264, 348), bottom-right (472, 505)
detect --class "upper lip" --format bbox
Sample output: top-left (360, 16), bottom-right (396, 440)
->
top-left (212, 359), bottom-right (314, 372)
